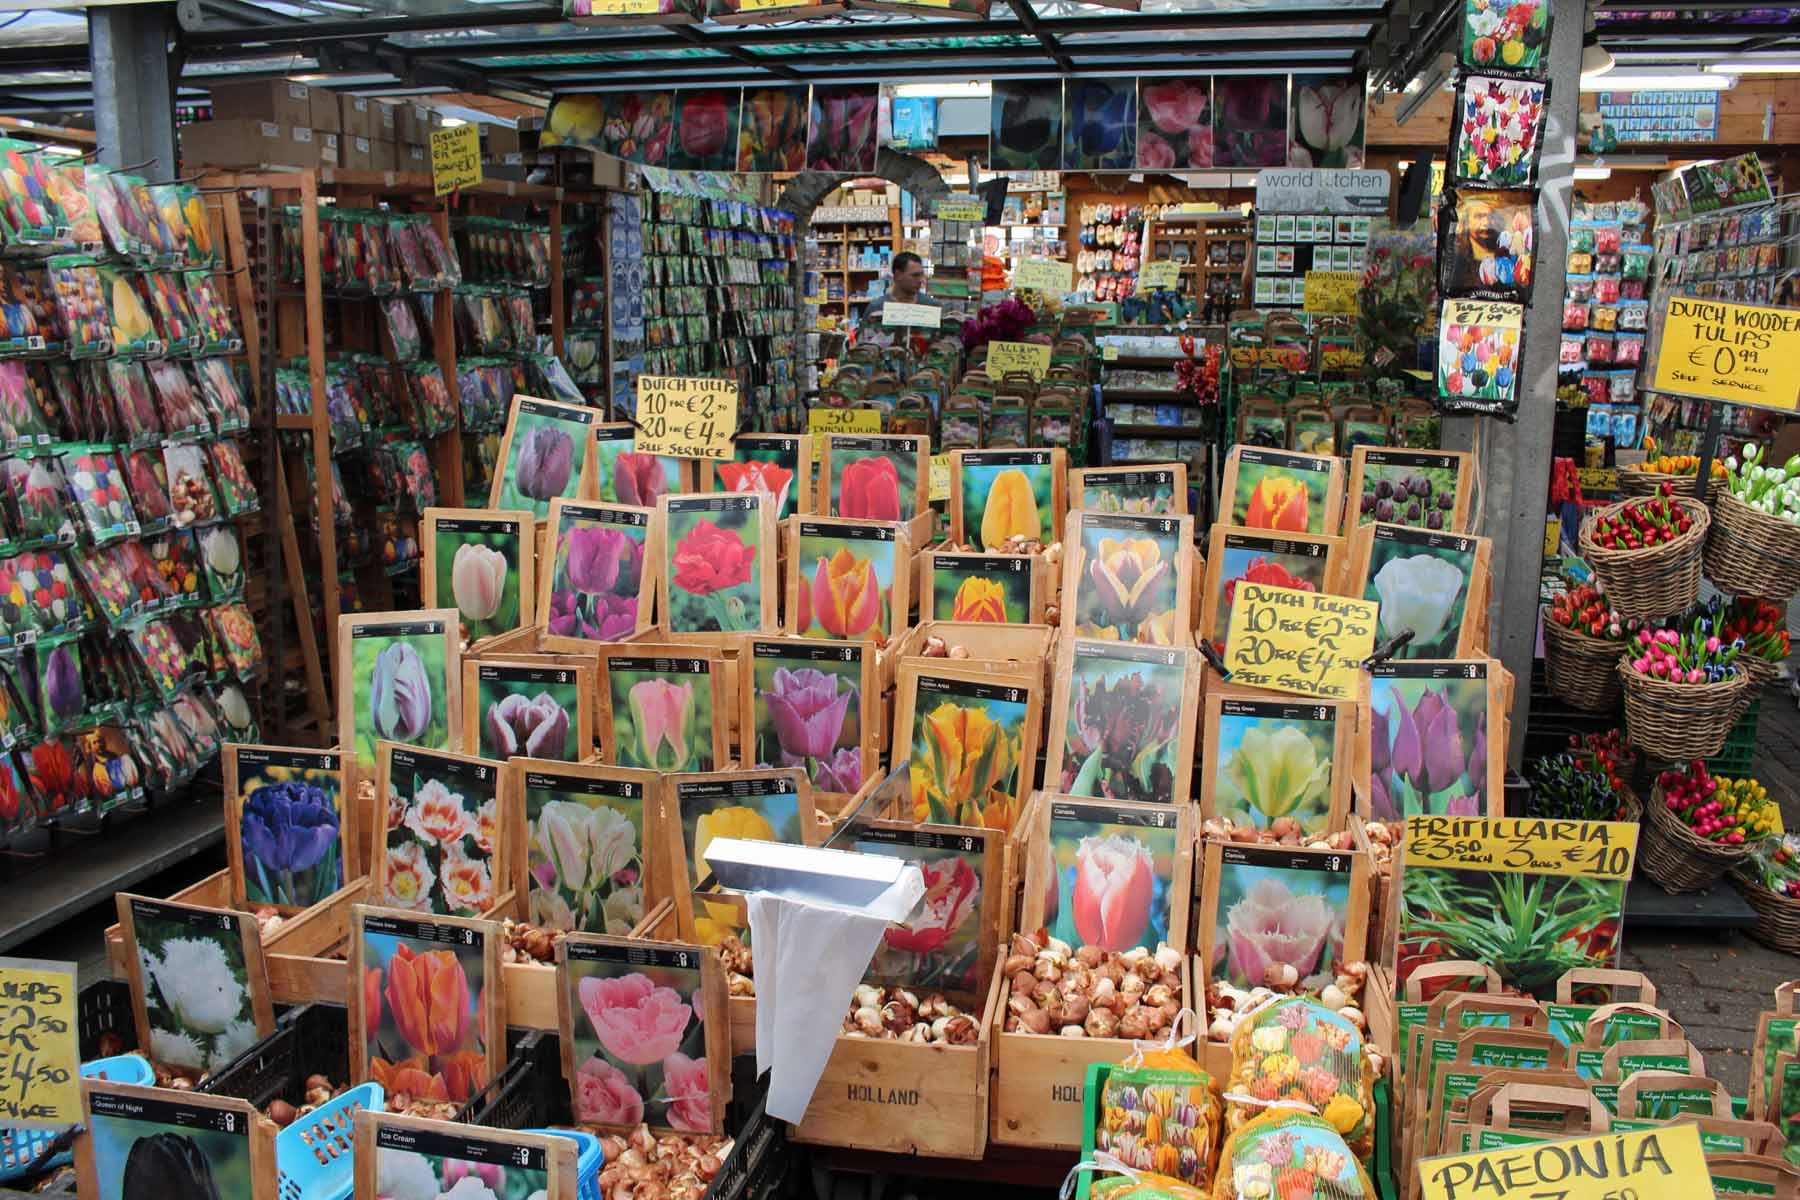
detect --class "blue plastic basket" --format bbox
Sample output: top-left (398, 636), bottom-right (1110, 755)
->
top-left (274, 1081), bottom-right (384, 1200)
top-left (524, 1127), bottom-right (603, 1200)
top-left (0, 1053), bottom-right (154, 1182)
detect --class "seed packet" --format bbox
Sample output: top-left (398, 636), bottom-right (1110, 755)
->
top-left (170, 686), bottom-right (223, 763)
top-left (45, 257), bottom-right (110, 358)
top-left (127, 703), bottom-right (195, 788)
top-left (211, 680), bottom-right (258, 744)
top-left (1438, 189), bottom-right (1534, 301)
top-left (72, 541), bottom-right (138, 624)
top-left (387, 217), bottom-right (434, 290)
top-left (524, 353), bottom-right (585, 406)
top-left (2, 549), bottom-right (89, 638)
top-left (163, 442), bottom-right (221, 528)
top-left (148, 359), bottom-right (210, 438)
top-left (206, 602), bottom-right (263, 681)
top-left (171, 182), bottom-right (216, 267)
top-left (87, 168), bottom-right (137, 259)
top-left (1097, 1047), bottom-right (1222, 1190)
top-left (383, 294), bottom-right (422, 360)
top-left (30, 635), bottom-right (86, 735)
top-left (195, 523), bottom-right (243, 603)
top-left (375, 509), bottom-right (419, 574)
top-left (408, 363), bottom-right (457, 439)
top-left (22, 735), bottom-right (90, 820)
top-left (117, 538), bottom-right (171, 611)
top-left (0, 656), bottom-right (34, 750)
top-left (1226, 998), bottom-right (1376, 1165)
top-left (0, 455), bottom-right (73, 548)
top-left (124, 449), bottom-right (174, 535)
top-left (1215, 1109), bottom-right (1376, 1200)
top-left (137, 271), bottom-right (198, 350)
top-left (184, 271), bottom-right (239, 352)
top-left (192, 356), bottom-right (250, 434)
top-left (1437, 297), bottom-right (1524, 414)
top-left (457, 289), bottom-right (510, 354)
top-left (146, 530), bottom-right (204, 605)
top-left (205, 438), bottom-right (257, 516)
top-left (63, 447), bottom-right (139, 544)
top-left (502, 290), bottom-right (536, 347)
top-left (1451, 75), bottom-right (1547, 189)
top-left (127, 618), bottom-right (192, 699)
top-left (417, 219), bottom-right (462, 287)
top-left (390, 440), bottom-right (437, 512)
top-left (456, 359), bottom-right (509, 432)
top-left (0, 139), bottom-right (72, 249)
top-left (0, 360), bottom-right (54, 451)
top-left (101, 359), bottom-right (162, 448)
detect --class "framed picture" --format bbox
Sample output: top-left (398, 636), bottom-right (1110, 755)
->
top-left (539, 497), bottom-right (659, 653)
top-left (419, 508), bottom-right (533, 645)
top-left (596, 644), bottom-right (728, 773)
top-left (509, 759), bottom-right (667, 934)
top-left (462, 658), bottom-right (593, 763)
top-left (354, 1113), bottom-right (580, 1200)
top-left (1021, 795), bottom-right (1193, 954)
top-left (919, 550), bottom-right (1046, 624)
top-left (848, 818), bottom-right (997, 1001)
top-left (703, 433), bottom-right (811, 519)
top-left (894, 660), bottom-right (1040, 832)
top-left (1200, 689), bottom-right (1356, 835)
top-left (785, 517), bottom-right (908, 641)
top-left (1364, 659), bottom-right (1505, 822)
top-left (949, 448), bottom-right (1067, 548)
top-left (666, 767), bottom-right (816, 945)
top-left (593, 423), bottom-right (693, 508)
top-left (740, 636), bottom-right (876, 806)
top-left (1199, 839), bottom-right (1370, 990)
top-left (1044, 638), bottom-right (1198, 806)
top-left (1069, 463), bottom-right (1188, 516)
top-left (1201, 526), bottom-right (1345, 652)
top-left (221, 743), bottom-right (351, 913)
top-left (116, 894), bottom-right (275, 1079)
top-left (820, 433), bottom-right (930, 520)
top-left (79, 1083), bottom-right (275, 1200)
top-left (335, 610), bottom-right (461, 762)
top-left (349, 905), bottom-right (503, 1107)
top-left (1219, 446), bottom-right (1345, 536)
top-left (657, 492), bottom-right (777, 639)
top-left (555, 933), bottom-right (729, 1133)
top-left (1060, 510), bottom-right (1195, 645)
top-left (375, 742), bottom-right (506, 917)
top-left (1350, 523), bottom-right (1492, 660)
top-left (1344, 446), bottom-right (1473, 536)
top-left (489, 394), bottom-right (599, 518)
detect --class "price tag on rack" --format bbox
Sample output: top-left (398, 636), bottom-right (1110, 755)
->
top-left (1013, 258), bottom-right (1073, 294)
top-left (1302, 269), bottom-right (1360, 314)
top-left (1222, 582), bottom-right (1376, 700)
top-left (0, 957), bottom-right (79, 1129)
top-left (1136, 261), bottom-right (1181, 293)
top-left (634, 376), bottom-right (738, 460)
top-left (429, 124), bottom-right (482, 197)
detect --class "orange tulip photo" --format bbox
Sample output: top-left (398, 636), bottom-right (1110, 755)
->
top-left (1229, 459), bottom-right (1332, 534)
top-left (360, 916), bottom-right (492, 1104)
top-left (792, 524), bottom-right (897, 640)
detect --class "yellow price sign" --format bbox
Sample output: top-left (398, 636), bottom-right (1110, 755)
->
top-left (634, 376), bottom-right (738, 461)
top-left (1302, 269), bottom-right (1361, 314)
top-left (934, 196), bottom-right (987, 222)
top-left (1103, 345), bottom-right (1120, 361)
top-left (986, 340), bottom-right (1052, 380)
top-left (1223, 582), bottom-right (1377, 700)
top-left (1652, 295), bottom-right (1800, 412)
top-left (1013, 258), bottom-right (1073, 294)
top-left (429, 124), bottom-right (483, 197)
top-left (929, 454), bottom-right (951, 502)
top-left (1137, 261), bottom-right (1181, 293)
top-left (1402, 814), bottom-right (1640, 881)
top-left (808, 407), bottom-right (882, 462)
top-left (577, 0), bottom-right (663, 11)
top-left (0, 957), bottom-right (79, 1128)
top-left (1418, 1121), bottom-right (1712, 1200)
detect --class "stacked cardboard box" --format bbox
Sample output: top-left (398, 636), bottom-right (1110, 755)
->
top-left (187, 79), bottom-right (343, 168)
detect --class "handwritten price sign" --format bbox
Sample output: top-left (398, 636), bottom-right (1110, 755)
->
top-left (933, 196), bottom-right (987, 223)
top-left (1418, 1121), bottom-right (1709, 1200)
top-left (808, 407), bottom-right (882, 463)
top-left (0, 958), bottom-right (78, 1129)
top-left (928, 454), bottom-right (951, 502)
top-left (1402, 814), bottom-right (1639, 881)
top-left (1652, 295), bottom-right (1800, 413)
top-left (986, 341), bottom-right (1052, 380)
top-left (634, 376), bottom-right (739, 460)
top-left (429, 124), bottom-right (482, 197)
top-left (1302, 270), bottom-right (1361, 314)
top-left (1223, 582), bottom-right (1377, 700)
top-left (1013, 259), bottom-right (1073, 294)
top-left (1136, 261), bottom-right (1181, 293)
top-left (881, 302), bottom-right (943, 329)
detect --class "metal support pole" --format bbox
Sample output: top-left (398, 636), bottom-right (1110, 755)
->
top-left (88, 3), bottom-right (178, 173)
top-left (1440, 0), bottom-right (1582, 767)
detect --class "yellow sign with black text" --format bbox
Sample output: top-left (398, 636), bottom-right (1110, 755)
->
top-left (1303, 270), bottom-right (1361, 314)
top-left (1137, 261), bottom-right (1181, 293)
top-left (0, 957), bottom-right (79, 1129)
top-left (1223, 582), bottom-right (1377, 700)
top-left (633, 376), bottom-right (738, 461)
top-left (929, 454), bottom-right (951, 502)
top-left (1013, 258), bottom-right (1074, 294)
top-left (429, 124), bottom-right (482, 197)
top-left (1418, 1122), bottom-right (1713, 1200)
top-left (1402, 814), bottom-right (1640, 881)
top-left (1652, 295), bottom-right (1800, 413)
top-left (808, 407), bottom-right (882, 462)
top-left (934, 196), bottom-right (987, 222)
top-left (986, 341), bottom-right (1053, 380)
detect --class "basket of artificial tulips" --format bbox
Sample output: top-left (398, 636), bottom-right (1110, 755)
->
top-left (1719, 596), bottom-right (1789, 717)
top-left (1616, 616), bottom-right (1750, 761)
top-left (1641, 759), bottom-right (1772, 894)
top-left (1543, 582), bottom-right (1634, 712)
top-left (1578, 483), bottom-right (1708, 620)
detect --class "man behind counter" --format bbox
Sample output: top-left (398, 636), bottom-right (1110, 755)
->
top-left (857, 251), bottom-right (941, 351)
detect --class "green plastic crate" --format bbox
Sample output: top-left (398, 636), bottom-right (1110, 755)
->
top-left (1705, 700), bottom-right (1761, 778)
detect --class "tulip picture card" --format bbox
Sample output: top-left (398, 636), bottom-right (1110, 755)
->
top-left (658, 492), bottom-right (777, 640)
top-left (1437, 298), bottom-right (1525, 416)
top-left (463, 658), bottom-right (593, 764)
top-left (740, 637), bottom-right (875, 808)
top-left (349, 905), bottom-right (504, 1107)
top-left (596, 644), bottom-right (728, 773)
top-left (420, 508), bottom-right (534, 645)
top-left (894, 659), bottom-right (1041, 833)
top-left (1200, 689), bottom-right (1356, 836)
top-left (919, 549), bottom-right (1047, 624)
top-left (116, 893), bottom-right (275, 1081)
top-left (1350, 523), bottom-right (1493, 660)
top-left (375, 742), bottom-right (505, 917)
top-left (593, 423), bottom-right (692, 508)
top-left (490, 394), bottom-right (598, 519)
top-left (336, 610), bottom-right (461, 762)
top-left (1045, 638), bottom-right (1199, 806)
top-left (1289, 74), bottom-right (1366, 170)
top-left (1197, 839), bottom-right (1370, 991)
top-left (820, 432), bottom-right (930, 521)
top-left (1201, 526), bottom-right (1346, 654)
top-left (509, 759), bottom-right (667, 935)
top-left (1219, 446), bottom-right (1345, 537)
top-left (1020, 795), bottom-right (1193, 954)
top-left (785, 516), bottom-right (908, 641)
top-left (666, 767), bottom-right (816, 945)
top-left (221, 743), bottom-right (350, 913)
top-left (1460, 0), bottom-right (1550, 74)
top-left (1061, 510), bottom-right (1196, 646)
top-left (1363, 660), bottom-right (1504, 822)
top-left (704, 432), bottom-right (810, 519)
top-left (848, 818), bottom-right (998, 1000)
top-left (1450, 74), bottom-right (1548, 190)
top-left (78, 1081), bottom-right (276, 1200)
top-left (1438, 189), bottom-right (1536, 302)
top-left (950, 448), bottom-right (1067, 549)
top-left (1069, 463), bottom-right (1188, 517)
top-left (554, 933), bottom-right (729, 1133)
top-left (539, 497), bottom-right (658, 653)
top-left (1344, 447), bottom-right (1474, 536)
top-left (353, 1112), bottom-right (580, 1200)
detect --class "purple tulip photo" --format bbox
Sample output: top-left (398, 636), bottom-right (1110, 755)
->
top-left (241, 779), bottom-right (343, 907)
top-left (548, 521), bottom-right (646, 643)
top-left (513, 423), bottom-right (576, 501)
top-left (1368, 676), bottom-right (1490, 819)
top-left (484, 691), bottom-right (575, 760)
top-left (370, 641), bottom-right (434, 743)
top-left (42, 643), bottom-right (84, 722)
top-left (754, 661), bottom-right (862, 794)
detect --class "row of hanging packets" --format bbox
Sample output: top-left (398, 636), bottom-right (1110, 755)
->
top-left (453, 284), bottom-right (535, 354)
top-left (41, 258), bottom-right (240, 359)
top-left (460, 216), bottom-right (551, 287)
top-left (277, 206), bottom-right (462, 293)
top-left (0, 148), bottom-right (221, 270)
top-left (0, 355), bottom-right (251, 452)
top-left (278, 355), bottom-right (460, 449)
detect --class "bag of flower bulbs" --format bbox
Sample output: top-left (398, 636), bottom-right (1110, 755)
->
top-left (1059, 1155), bottom-right (1212, 1200)
top-left (1096, 1012), bottom-right (1222, 1191)
top-left (1212, 1109), bottom-right (1376, 1200)
top-left (1225, 996), bottom-right (1375, 1166)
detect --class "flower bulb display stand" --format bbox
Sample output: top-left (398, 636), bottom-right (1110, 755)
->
top-left (1541, 619), bottom-right (1625, 713)
top-left (1616, 660), bottom-right (1749, 763)
top-left (1576, 498), bottom-right (1709, 622)
top-left (1639, 780), bottom-right (1757, 894)
top-left (1703, 489), bottom-right (1800, 605)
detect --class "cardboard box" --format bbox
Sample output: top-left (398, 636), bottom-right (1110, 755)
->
top-left (398, 103), bottom-right (433, 144)
top-left (179, 117), bottom-right (292, 167)
top-left (208, 79), bottom-right (311, 128)
top-left (342, 134), bottom-right (373, 171)
top-left (319, 131), bottom-right (340, 167)
top-left (485, 124), bottom-right (521, 158)
top-left (374, 100), bottom-right (398, 139)
top-left (340, 95), bottom-right (372, 140)
top-left (369, 138), bottom-right (398, 171)
top-left (310, 90), bottom-right (341, 133)
top-left (399, 141), bottom-right (430, 174)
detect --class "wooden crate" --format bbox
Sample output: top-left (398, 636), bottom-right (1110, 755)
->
top-left (105, 869), bottom-right (234, 976)
top-left (789, 968), bottom-right (1002, 1159)
top-left (891, 620), bottom-right (1057, 724)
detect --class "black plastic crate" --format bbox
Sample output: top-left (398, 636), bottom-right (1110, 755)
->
top-left (79, 979), bottom-right (135, 1061)
top-left (200, 1002), bottom-right (351, 1110)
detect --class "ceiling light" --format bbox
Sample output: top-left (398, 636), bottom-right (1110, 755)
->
top-left (1580, 72), bottom-right (1733, 92)
top-left (1580, 43), bottom-right (1614, 78)
top-left (1707, 60), bottom-right (1800, 74)
top-left (1574, 165), bottom-right (1612, 180)
top-left (439, 117), bottom-right (466, 127)
top-left (891, 81), bottom-right (991, 99)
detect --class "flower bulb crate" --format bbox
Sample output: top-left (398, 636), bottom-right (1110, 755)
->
top-left (201, 1002), bottom-right (351, 1108)
top-left (891, 620), bottom-right (1058, 732)
top-left (103, 868), bottom-right (235, 977)
top-left (789, 968), bottom-right (1003, 1160)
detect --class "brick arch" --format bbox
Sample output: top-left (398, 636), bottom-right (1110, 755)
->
top-left (775, 148), bottom-right (949, 225)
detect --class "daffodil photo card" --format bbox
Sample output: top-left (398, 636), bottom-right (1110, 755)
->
top-left (1349, 522), bottom-right (1493, 660)
top-left (221, 744), bottom-right (352, 915)
top-left (1069, 463), bottom-right (1188, 517)
top-left (739, 636), bottom-right (876, 810)
top-left (116, 894), bottom-right (276, 1083)
top-left (595, 644), bottom-right (729, 774)
top-left (420, 508), bottom-right (534, 646)
top-left (949, 447), bottom-right (1066, 549)
top-left (1200, 688), bottom-right (1356, 836)
top-left (785, 517), bottom-right (908, 642)
top-left (508, 759), bottom-right (666, 936)
top-left (1218, 445), bottom-right (1344, 536)
top-left (919, 549), bottom-right (1047, 624)
top-left (1061, 510), bottom-right (1196, 647)
top-left (665, 767), bottom-right (816, 946)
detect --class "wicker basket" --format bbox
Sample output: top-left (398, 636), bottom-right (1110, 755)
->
top-left (1731, 653), bottom-right (1780, 721)
top-left (1542, 620), bottom-right (1625, 712)
top-left (1637, 779), bottom-right (1757, 894)
top-left (1733, 868), bottom-right (1800, 954)
top-left (1578, 498), bottom-right (1709, 621)
top-left (1616, 467), bottom-right (1701, 499)
top-left (1617, 661), bottom-right (1750, 761)
top-left (1703, 489), bottom-right (1800, 603)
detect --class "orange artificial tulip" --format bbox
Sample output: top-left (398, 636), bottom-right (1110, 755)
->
top-left (811, 547), bottom-right (882, 637)
top-left (385, 944), bottom-right (472, 1057)
top-left (1244, 476), bottom-right (1310, 532)
top-left (951, 575), bottom-right (1009, 623)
